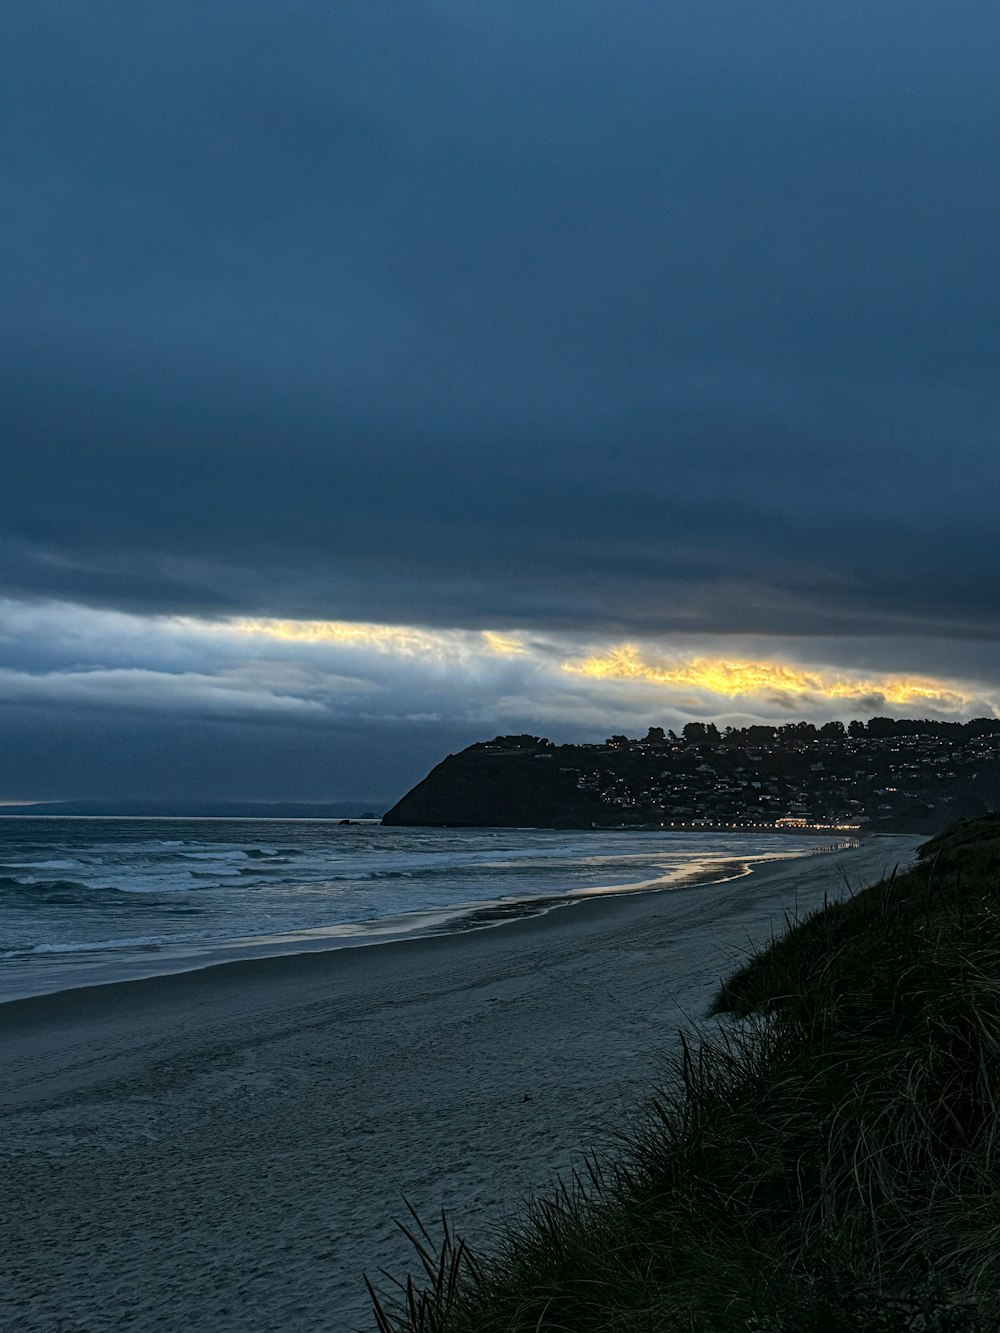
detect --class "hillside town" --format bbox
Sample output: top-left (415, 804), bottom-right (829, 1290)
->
top-left (472, 718), bottom-right (1000, 832)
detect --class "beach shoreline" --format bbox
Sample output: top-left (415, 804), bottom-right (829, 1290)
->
top-left (0, 835), bottom-right (919, 1332)
top-left (0, 833), bottom-right (857, 1006)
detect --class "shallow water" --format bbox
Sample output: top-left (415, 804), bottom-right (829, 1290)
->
top-left (0, 817), bottom-right (849, 999)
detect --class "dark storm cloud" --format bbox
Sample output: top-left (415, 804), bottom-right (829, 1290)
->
top-left (4, 0), bottom-right (1000, 640)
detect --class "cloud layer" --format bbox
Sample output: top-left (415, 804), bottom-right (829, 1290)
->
top-left (3, 2), bottom-right (1000, 798)
top-left (1, 600), bottom-right (996, 802)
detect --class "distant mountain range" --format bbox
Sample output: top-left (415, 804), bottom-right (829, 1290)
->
top-left (0, 799), bottom-right (389, 820)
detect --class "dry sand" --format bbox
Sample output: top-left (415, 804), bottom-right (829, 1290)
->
top-left (0, 836), bottom-right (919, 1332)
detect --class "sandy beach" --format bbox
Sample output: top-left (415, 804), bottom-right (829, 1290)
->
top-left (0, 836), bottom-right (919, 1332)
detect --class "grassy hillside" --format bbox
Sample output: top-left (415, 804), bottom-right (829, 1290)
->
top-left (369, 816), bottom-right (1000, 1332)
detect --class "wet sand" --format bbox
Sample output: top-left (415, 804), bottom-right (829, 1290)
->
top-left (0, 836), bottom-right (919, 1332)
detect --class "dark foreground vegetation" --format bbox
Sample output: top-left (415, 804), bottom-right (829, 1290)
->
top-left (370, 815), bottom-right (1000, 1332)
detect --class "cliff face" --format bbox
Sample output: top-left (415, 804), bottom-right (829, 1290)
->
top-left (381, 741), bottom-right (608, 827)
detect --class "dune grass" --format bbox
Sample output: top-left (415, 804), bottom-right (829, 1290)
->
top-left (369, 816), bottom-right (1000, 1332)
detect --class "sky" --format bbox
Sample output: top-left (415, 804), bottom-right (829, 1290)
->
top-left (3, 0), bottom-right (1000, 805)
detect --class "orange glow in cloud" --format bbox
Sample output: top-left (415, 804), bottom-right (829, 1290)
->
top-left (564, 646), bottom-right (972, 710)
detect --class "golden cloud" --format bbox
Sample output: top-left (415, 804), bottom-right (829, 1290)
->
top-left (218, 619), bottom-right (977, 713)
top-left (228, 618), bottom-right (455, 657)
top-left (229, 619), bottom-right (529, 660)
top-left (480, 631), bottom-right (527, 655)
top-left (563, 645), bottom-right (973, 710)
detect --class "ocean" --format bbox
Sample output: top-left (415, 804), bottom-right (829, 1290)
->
top-left (0, 818), bottom-right (850, 1001)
